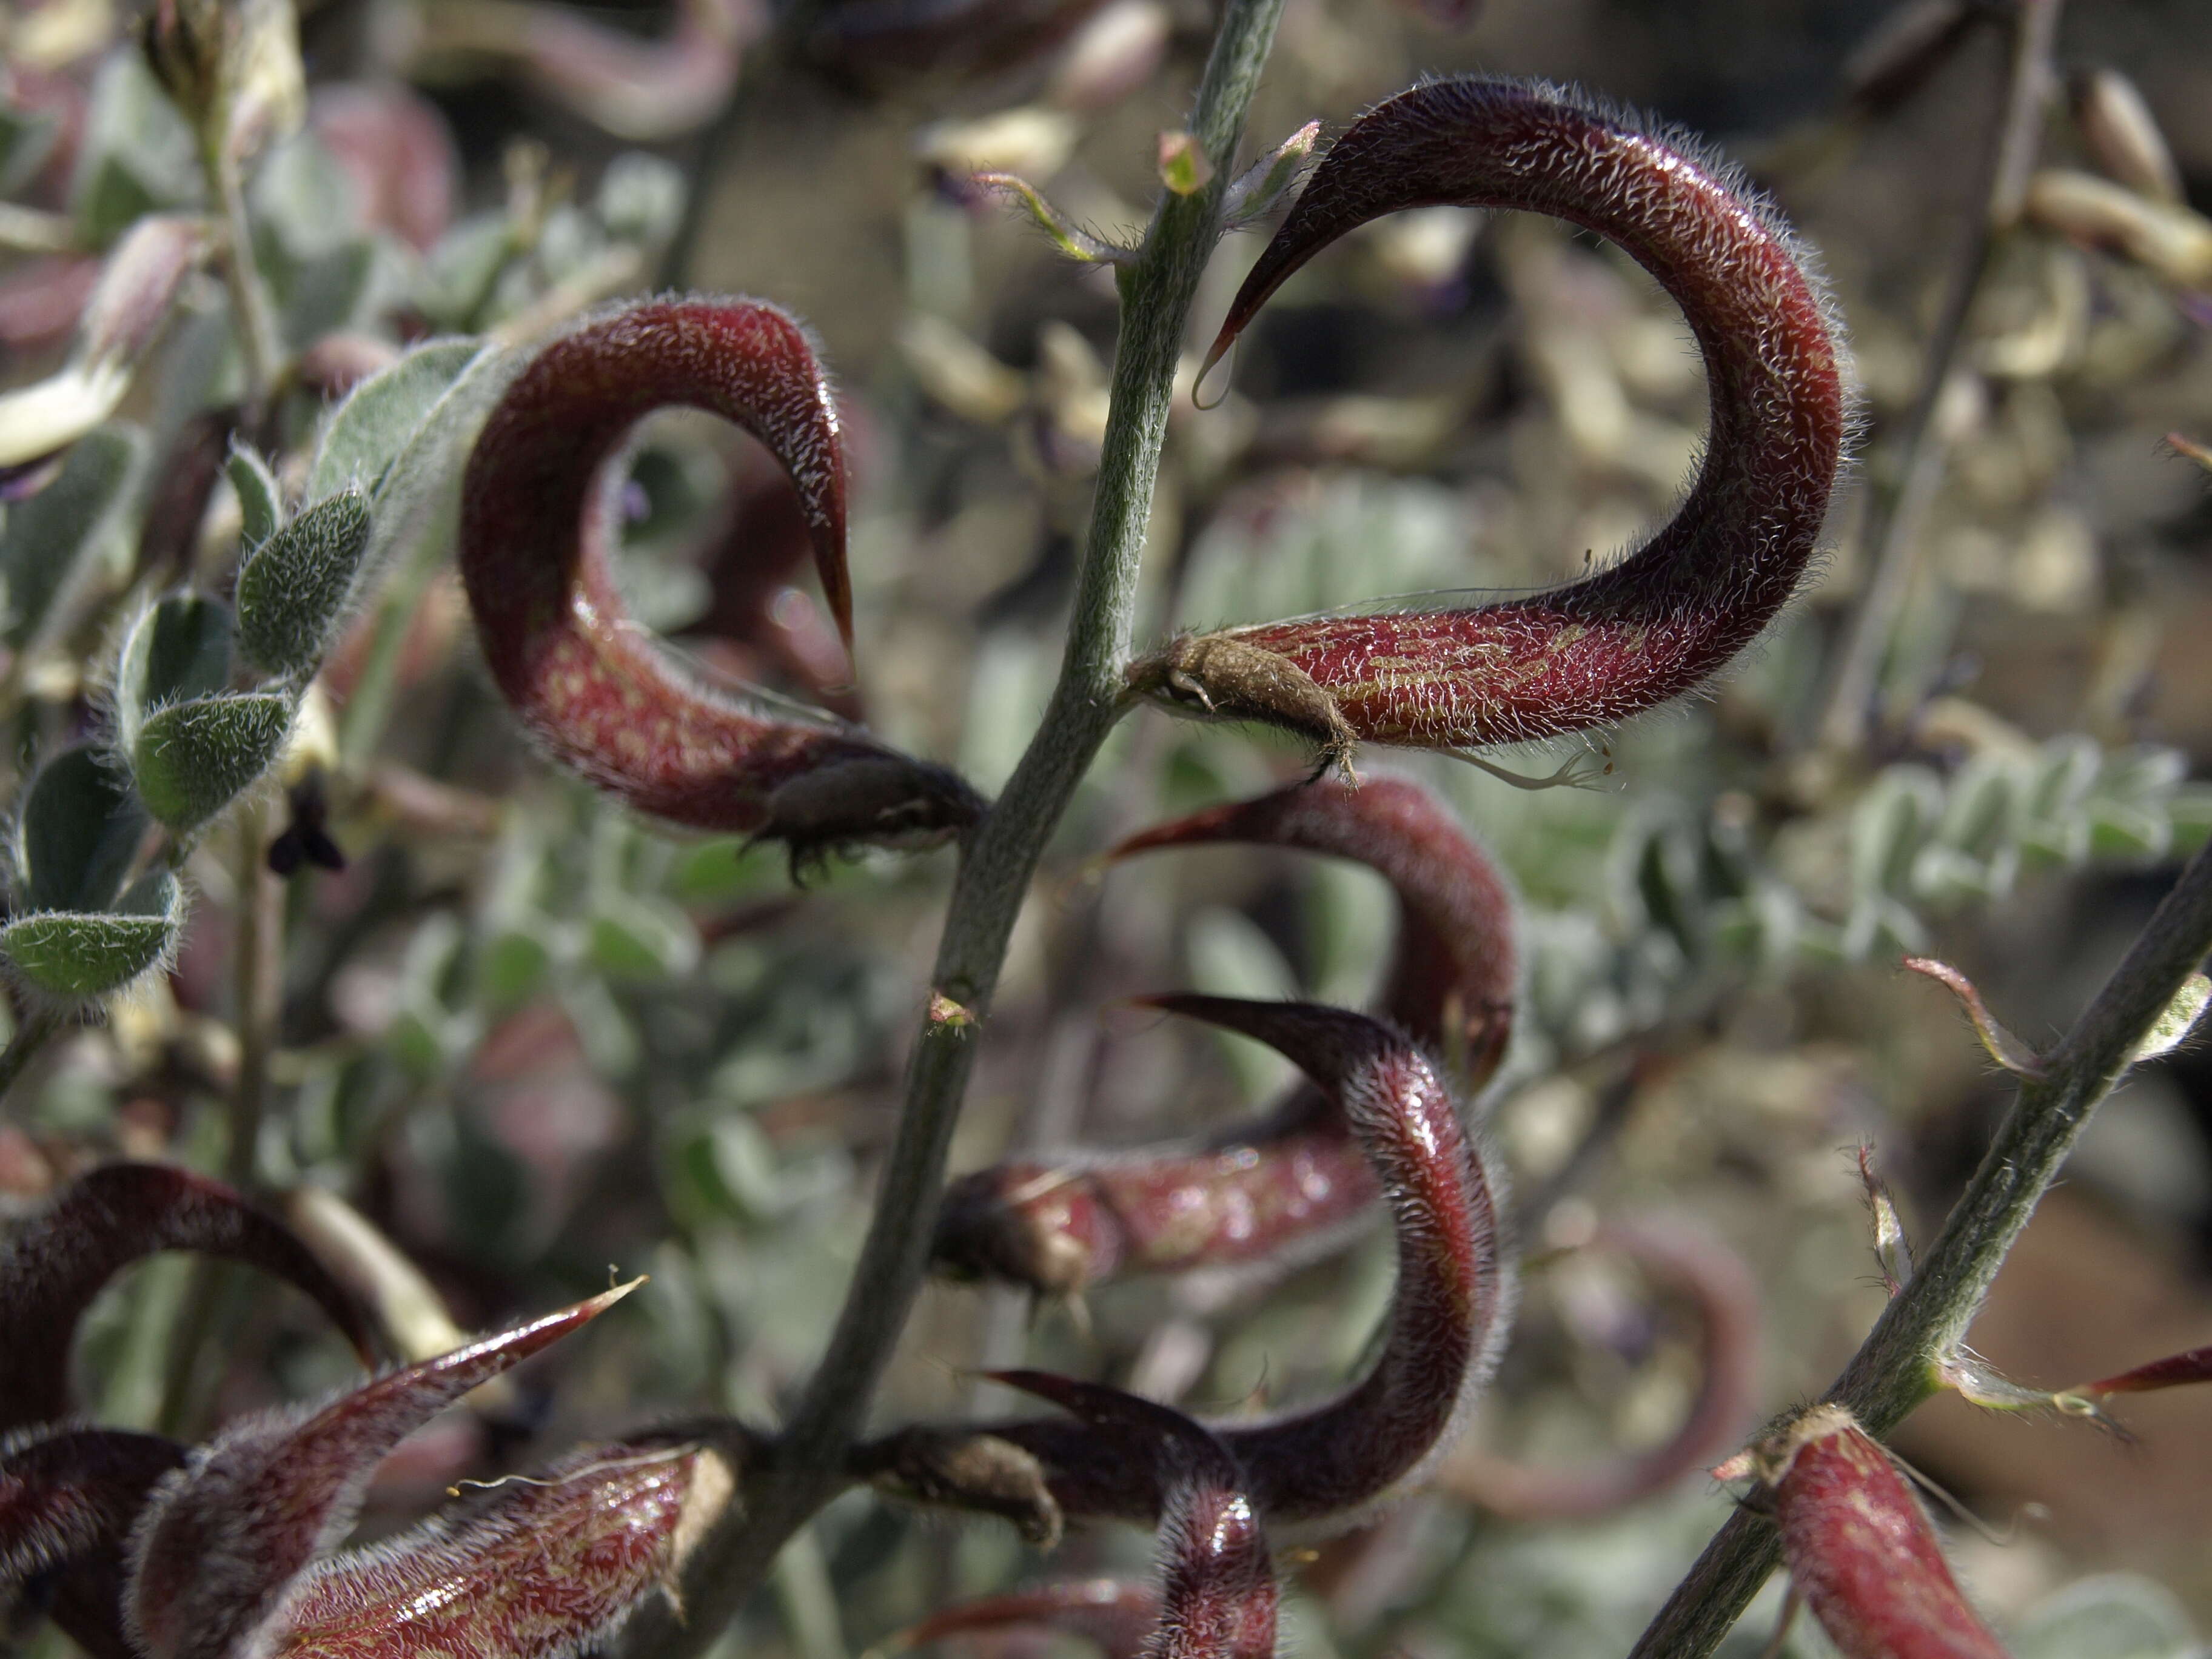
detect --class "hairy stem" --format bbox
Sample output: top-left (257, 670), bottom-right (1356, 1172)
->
top-left (645, 0), bottom-right (1287, 1644)
top-left (1630, 836), bottom-right (2212, 1659)
top-left (201, 130), bottom-right (283, 418)
top-left (1813, 0), bottom-right (2062, 752)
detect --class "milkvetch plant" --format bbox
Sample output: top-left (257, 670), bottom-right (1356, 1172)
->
top-left (1, 4), bottom-right (2211, 1659)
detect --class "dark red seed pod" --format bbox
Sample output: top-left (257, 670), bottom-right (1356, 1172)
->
top-left (0, 1427), bottom-right (187, 1659)
top-left (263, 1438), bottom-right (736, 1659)
top-left (1441, 1215), bottom-right (1760, 1520)
top-left (1755, 1405), bottom-right (2006, 1659)
top-left (0, 1164), bottom-right (374, 1434)
top-left (933, 777), bottom-right (1517, 1298)
top-left (965, 1001), bottom-right (1511, 1527)
top-left (987, 1373), bottom-right (1276, 1659)
top-left (1110, 777), bottom-right (1518, 1083)
top-left (458, 299), bottom-right (983, 860)
top-left (931, 1125), bottom-right (1372, 1296)
top-left (2075, 1344), bottom-right (2212, 1399)
top-left (1130, 79), bottom-right (1846, 768)
top-left (125, 1284), bottom-right (635, 1659)
top-left (898, 1580), bottom-right (1161, 1659)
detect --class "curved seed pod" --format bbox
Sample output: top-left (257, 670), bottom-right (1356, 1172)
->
top-left (1439, 1216), bottom-right (1760, 1520)
top-left (1, 1427), bottom-right (187, 1659)
top-left (0, 1165), bottom-right (375, 1435)
top-left (930, 1126), bottom-right (1372, 1296)
top-left (1129, 79), bottom-right (1846, 769)
top-left (965, 1002), bottom-right (1512, 1527)
top-left (1111, 778), bottom-right (1518, 1081)
top-left (933, 777), bottom-right (1517, 1297)
top-left (125, 1282), bottom-right (636, 1659)
top-left (988, 1373), bottom-right (1276, 1659)
top-left (1751, 1405), bottom-right (2006, 1659)
top-left (458, 299), bottom-right (984, 862)
top-left (896, 1580), bottom-right (1161, 1659)
top-left (262, 1438), bottom-right (736, 1659)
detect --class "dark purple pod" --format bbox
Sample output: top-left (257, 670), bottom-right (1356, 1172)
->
top-left (1, 1426), bottom-right (187, 1658)
top-left (0, 1165), bottom-right (374, 1435)
top-left (125, 1284), bottom-right (635, 1659)
top-left (459, 300), bottom-right (982, 863)
top-left (931, 1001), bottom-right (1512, 1529)
top-left (987, 1373), bottom-right (1275, 1659)
top-left (1129, 79), bottom-right (1846, 769)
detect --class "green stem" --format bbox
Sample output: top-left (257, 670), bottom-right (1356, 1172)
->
top-left (201, 126), bottom-right (283, 417)
top-left (642, 0), bottom-right (1287, 1646)
top-left (0, 1008), bottom-right (64, 1112)
top-left (1812, 0), bottom-right (2061, 753)
top-left (1629, 835), bottom-right (2212, 1659)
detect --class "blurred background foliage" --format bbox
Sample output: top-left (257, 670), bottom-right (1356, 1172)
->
top-left (7, 0), bottom-right (2212, 1656)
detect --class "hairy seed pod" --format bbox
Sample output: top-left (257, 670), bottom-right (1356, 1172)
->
top-left (459, 299), bottom-right (984, 864)
top-left (1111, 778), bottom-right (1518, 1082)
top-left (1128, 79), bottom-right (1846, 770)
top-left (897, 1580), bottom-right (1161, 1659)
top-left (1753, 1405), bottom-right (2006, 1659)
top-left (948, 1001), bottom-right (1512, 1528)
top-left (0, 1427), bottom-right (186, 1659)
top-left (988, 1373), bottom-right (1275, 1659)
top-left (931, 777), bottom-right (1517, 1296)
top-left (1440, 1216), bottom-right (1760, 1520)
top-left (0, 1164), bottom-right (374, 1434)
top-left (125, 1284), bottom-right (636, 1659)
top-left (264, 1438), bottom-right (736, 1659)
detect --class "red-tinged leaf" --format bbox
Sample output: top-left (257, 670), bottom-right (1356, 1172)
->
top-left (968, 1003), bottom-right (1512, 1527)
top-left (458, 300), bottom-right (984, 863)
top-left (1755, 1406), bottom-right (2006, 1659)
top-left (262, 1438), bottom-right (736, 1659)
top-left (986, 1375), bottom-right (1275, 1659)
top-left (1109, 777), bottom-right (1518, 1084)
top-left (125, 1282), bottom-right (638, 1659)
top-left (2077, 1344), bottom-right (2212, 1398)
top-left (1440, 1216), bottom-right (1760, 1520)
top-left (0, 1164), bottom-right (374, 1434)
top-left (1, 1427), bottom-right (187, 1659)
top-left (898, 1580), bottom-right (1161, 1659)
top-left (1133, 79), bottom-right (1845, 766)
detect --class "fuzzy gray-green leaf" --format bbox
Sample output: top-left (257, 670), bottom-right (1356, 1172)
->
top-left (227, 444), bottom-right (285, 553)
top-left (0, 425), bottom-right (145, 652)
top-left (113, 594), bottom-right (233, 755)
top-left (131, 693), bottom-right (293, 833)
top-left (1, 871), bottom-right (182, 999)
top-left (18, 746), bottom-right (147, 914)
top-left (236, 491), bottom-right (370, 677)
top-left (306, 339), bottom-right (482, 500)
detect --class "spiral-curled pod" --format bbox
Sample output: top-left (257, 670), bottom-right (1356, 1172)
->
top-left (1129, 78), bottom-right (1848, 773)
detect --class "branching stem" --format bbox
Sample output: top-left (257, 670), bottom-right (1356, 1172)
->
top-left (643, 0), bottom-right (1287, 1644)
top-left (1630, 834), bottom-right (2212, 1659)
top-left (1814, 0), bottom-right (2062, 752)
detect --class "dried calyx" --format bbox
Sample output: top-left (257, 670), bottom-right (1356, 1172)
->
top-left (1128, 78), bottom-right (1848, 779)
top-left (458, 299), bottom-right (984, 872)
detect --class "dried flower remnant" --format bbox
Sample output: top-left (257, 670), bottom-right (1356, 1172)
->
top-left (1128, 79), bottom-right (1846, 774)
top-left (265, 1438), bottom-right (735, 1659)
top-left (458, 300), bottom-right (984, 863)
top-left (1902, 957), bottom-right (2045, 1079)
top-left (1441, 1216), bottom-right (1760, 1520)
top-left (125, 1282), bottom-right (637, 1659)
top-left (987, 1373), bottom-right (1276, 1659)
top-left (0, 215), bottom-right (206, 481)
top-left (1739, 1405), bottom-right (2006, 1659)
top-left (962, 1000), bottom-right (1510, 1527)
top-left (0, 1164), bottom-right (374, 1433)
